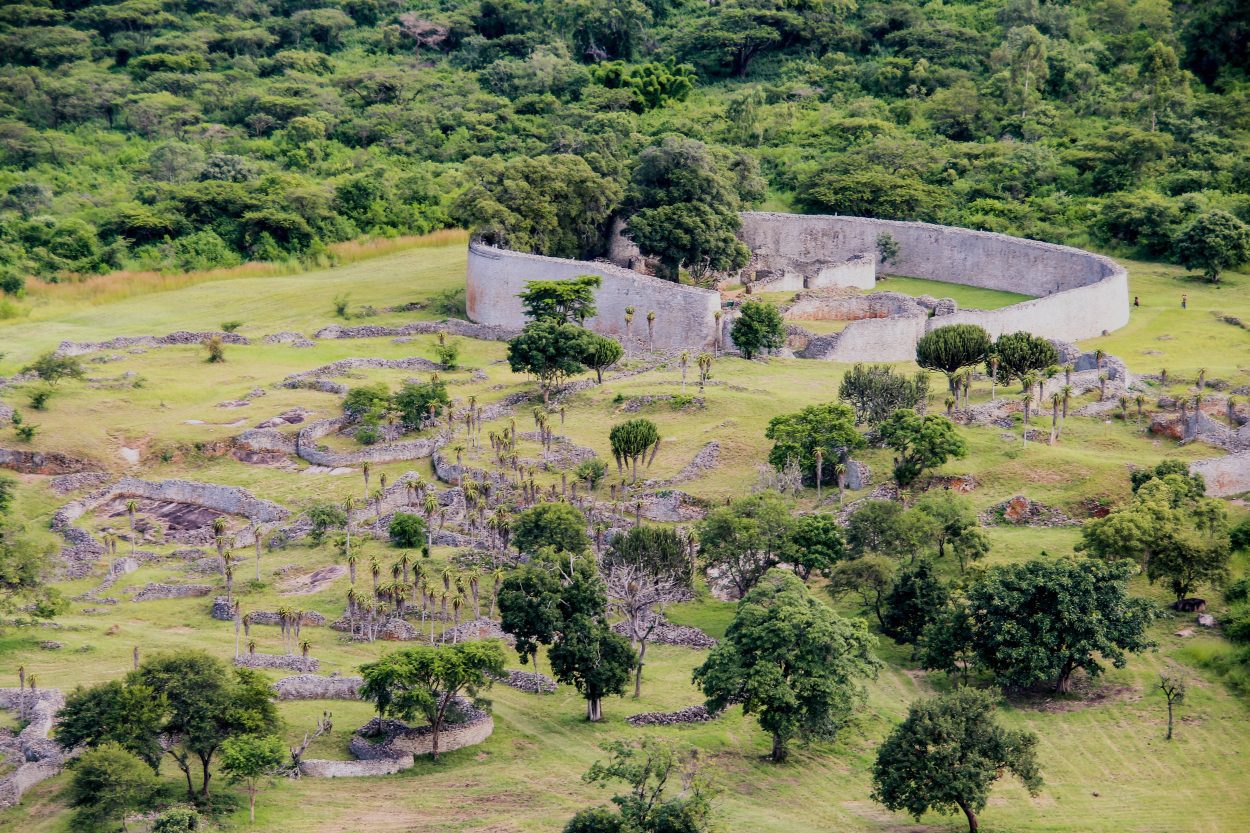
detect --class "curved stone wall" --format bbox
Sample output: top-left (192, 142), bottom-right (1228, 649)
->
top-left (466, 241), bottom-right (722, 351)
top-left (465, 214), bottom-right (1129, 361)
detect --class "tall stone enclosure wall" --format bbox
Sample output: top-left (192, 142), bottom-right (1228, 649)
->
top-left (741, 213), bottom-right (1129, 359)
top-left (466, 214), bottom-right (1129, 359)
top-left (466, 242), bottom-right (721, 351)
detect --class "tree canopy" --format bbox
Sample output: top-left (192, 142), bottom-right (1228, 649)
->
top-left (694, 569), bottom-right (880, 762)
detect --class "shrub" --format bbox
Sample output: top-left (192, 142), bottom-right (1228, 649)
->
top-left (204, 336), bottom-right (226, 363)
top-left (389, 512), bottom-right (427, 548)
top-left (575, 457), bottom-right (607, 489)
top-left (27, 386), bottom-right (52, 410)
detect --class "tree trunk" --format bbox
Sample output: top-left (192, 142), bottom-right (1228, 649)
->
top-left (957, 799), bottom-right (978, 833)
top-left (770, 732), bottom-right (787, 763)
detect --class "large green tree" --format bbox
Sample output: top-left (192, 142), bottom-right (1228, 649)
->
top-left (872, 689), bottom-right (1042, 833)
top-left (765, 402), bottom-right (865, 487)
top-left (693, 569), bottom-right (880, 762)
top-left (359, 641), bottom-right (506, 760)
top-left (962, 557), bottom-right (1154, 692)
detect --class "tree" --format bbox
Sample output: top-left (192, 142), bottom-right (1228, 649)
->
top-left (388, 513), bottom-right (426, 549)
top-left (507, 321), bottom-right (593, 402)
top-left (134, 650), bottom-right (280, 797)
top-left (1158, 671), bottom-right (1185, 741)
top-left (56, 681), bottom-right (165, 771)
top-left (1080, 474), bottom-right (1230, 602)
top-left (915, 325), bottom-right (991, 396)
top-left (730, 301), bottom-right (785, 360)
top-left (581, 333), bottom-right (623, 383)
top-left (497, 564), bottom-right (563, 669)
top-left (550, 612), bottom-right (636, 721)
top-left (694, 569), bottom-right (879, 762)
top-left (878, 410), bottom-right (967, 487)
top-left (790, 513), bottom-right (844, 579)
top-left (765, 402), bottom-right (864, 487)
top-left (605, 525), bottom-right (691, 587)
top-left (626, 202), bottom-right (749, 282)
top-left (697, 491), bottom-right (796, 597)
top-left (964, 557), bottom-right (1154, 692)
top-left (826, 556), bottom-right (896, 628)
top-left (359, 641), bottom-right (506, 760)
top-left (394, 379), bottom-right (449, 429)
top-left (609, 418), bottom-right (661, 483)
top-left (605, 562), bottom-right (684, 696)
top-left (451, 154), bottom-right (622, 259)
top-left (519, 275), bottom-right (601, 324)
top-left (513, 502), bottom-right (589, 555)
top-left (220, 734), bottom-right (285, 823)
top-left (882, 559), bottom-right (948, 646)
top-left (567, 739), bottom-right (716, 833)
top-left (68, 742), bottom-right (158, 833)
top-left (838, 363), bottom-right (930, 425)
top-left (872, 689), bottom-right (1042, 833)
top-left (22, 351), bottom-right (84, 385)
top-left (989, 331), bottom-right (1059, 389)
top-left (1173, 211), bottom-right (1250, 283)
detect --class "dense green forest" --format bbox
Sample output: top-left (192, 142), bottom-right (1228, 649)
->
top-left (1, 0), bottom-right (1249, 293)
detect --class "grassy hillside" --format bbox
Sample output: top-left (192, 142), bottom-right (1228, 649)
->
top-left (0, 239), bottom-right (1247, 833)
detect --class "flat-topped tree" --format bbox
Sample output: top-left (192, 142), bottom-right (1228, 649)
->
top-left (359, 641), bottom-right (505, 761)
top-left (519, 275), bottom-right (601, 324)
top-left (915, 324), bottom-right (990, 396)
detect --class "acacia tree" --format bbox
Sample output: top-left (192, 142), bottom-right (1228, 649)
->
top-left (507, 321), bottom-right (593, 403)
top-left (609, 418), bottom-right (661, 482)
top-left (872, 688), bottom-right (1042, 833)
top-left (915, 325), bottom-right (990, 397)
top-left (358, 641), bottom-right (505, 761)
top-left (693, 569), bottom-right (880, 762)
top-left (519, 275), bottom-right (601, 324)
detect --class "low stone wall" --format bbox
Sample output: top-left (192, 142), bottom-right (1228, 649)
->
top-left (56, 331), bottom-right (249, 357)
top-left (1191, 451), bottom-right (1250, 497)
top-left (234, 653), bottom-right (320, 673)
top-left (0, 688), bottom-right (66, 809)
top-left (295, 417), bottom-right (448, 467)
top-left (0, 447), bottom-right (98, 475)
top-left (274, 674), bottom-right (363, 701)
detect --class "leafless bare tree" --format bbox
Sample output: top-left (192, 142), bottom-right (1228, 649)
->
top-left (605, 563), bottom-right (684, 698)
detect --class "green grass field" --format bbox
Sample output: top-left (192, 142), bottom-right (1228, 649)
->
top-left (1, 240), bottom-right (1247, 833)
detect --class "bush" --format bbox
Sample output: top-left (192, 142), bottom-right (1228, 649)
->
top-left (389, 512), bottom-right (427, 548)
top-left (204, 336), bottom-right (226, 363)
top-left (575, 457), bottom-right (607, 488)
top-left (152, 807), bottom-right (200, 833)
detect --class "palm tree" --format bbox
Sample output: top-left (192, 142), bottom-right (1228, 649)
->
top-left (813, 447), bottom-right (824, 503)
top-left (250, 520), bottom-right (262, 582)
top-left (125, 499), bottom-right (139, 559)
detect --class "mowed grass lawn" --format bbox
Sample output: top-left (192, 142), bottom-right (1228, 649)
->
top-left (1, 239), bottom-right (1248, 833)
